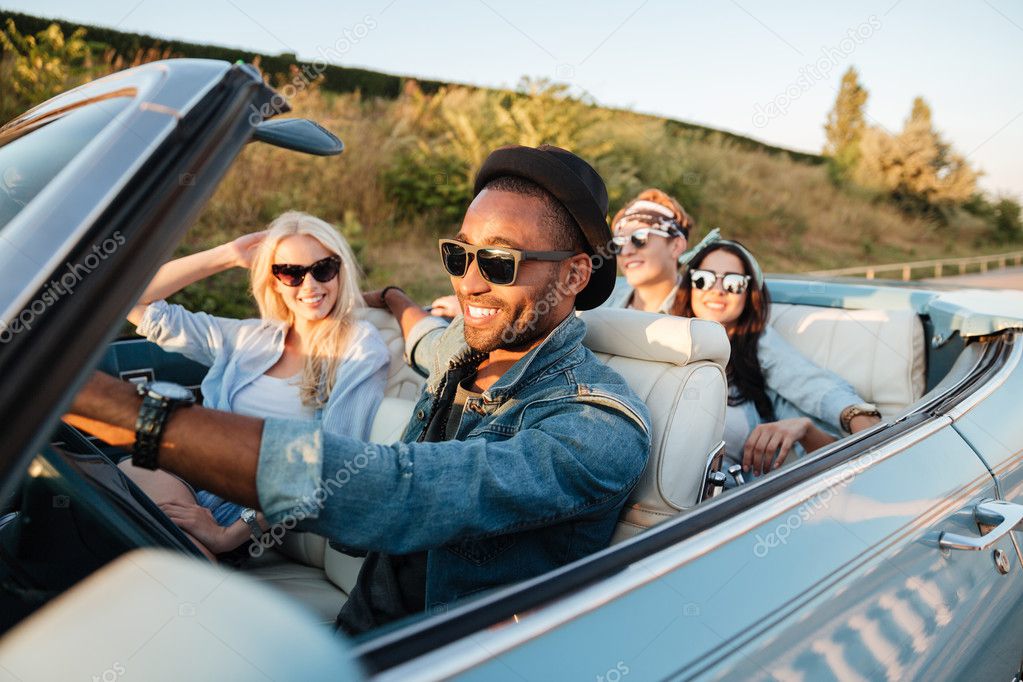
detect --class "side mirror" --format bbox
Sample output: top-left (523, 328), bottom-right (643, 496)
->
top-left (251, 118), bottom-right (344, 156)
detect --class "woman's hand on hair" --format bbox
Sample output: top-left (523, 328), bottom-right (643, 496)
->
top-left (227, 231), bottom-right (268, 269)
top-left (742, 418), bottom-right (810, 476)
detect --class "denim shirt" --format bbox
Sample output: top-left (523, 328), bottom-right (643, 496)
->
top-left (137, 300), bottom-right (390, 523)
top-left (256, 312), bottom-right (651, 608)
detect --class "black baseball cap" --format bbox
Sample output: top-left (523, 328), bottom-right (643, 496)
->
top-left (473, 144), bottom-right (615, 310)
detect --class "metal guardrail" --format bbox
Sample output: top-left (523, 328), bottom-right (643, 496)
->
top-left (808, 250), bottom-right (1023, 281)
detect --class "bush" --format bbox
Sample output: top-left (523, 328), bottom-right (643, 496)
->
top-left (963, 194), bottom-right (1023, 243)
top-left (993, 198), bottom-right (1023, 242)
top-left (382, 150), bottom-right (472, 226)
top-left (0, 19), bottom-right (88, 123)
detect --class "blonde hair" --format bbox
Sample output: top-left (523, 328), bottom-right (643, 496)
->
top-left (249, 211), bottom-right (364, 408)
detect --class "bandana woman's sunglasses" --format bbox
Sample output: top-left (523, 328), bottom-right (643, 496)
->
top-left (609, 227), bottom-right (674, 254)
top-left (271, 256), bottom-right (341, 287)
top-left (439, 239), bottom-right (575, 286)
top-left (690, 268), bottom-right (751, 295)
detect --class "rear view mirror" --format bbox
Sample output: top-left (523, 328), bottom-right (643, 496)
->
top-left (251, 118), bottom-right (344, 156)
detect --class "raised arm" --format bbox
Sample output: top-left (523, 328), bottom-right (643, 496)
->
top-left (363, 287), bottom-right (449, 373)
top-left (127, 232), bottom-right (266, 326)
top-left (363, 287), bottom-right (431, 340)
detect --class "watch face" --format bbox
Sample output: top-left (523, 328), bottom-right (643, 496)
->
top-left (147, 381), bottom-right (195, 402)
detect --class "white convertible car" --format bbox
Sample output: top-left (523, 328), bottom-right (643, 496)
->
top-left (2, 60), bottom-right (1023, 681)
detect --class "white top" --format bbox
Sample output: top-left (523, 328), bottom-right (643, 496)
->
top-left (232, 373), bottom-right (315, 421)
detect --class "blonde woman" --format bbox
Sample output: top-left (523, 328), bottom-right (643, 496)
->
top-left (121, 211), bottom-right (389, 559)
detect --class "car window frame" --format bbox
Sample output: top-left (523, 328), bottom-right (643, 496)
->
top-left (0, 64), bottom-right (278, 503)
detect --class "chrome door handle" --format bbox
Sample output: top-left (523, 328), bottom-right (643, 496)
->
top-left (939, 499), bottom-right (1023, 551)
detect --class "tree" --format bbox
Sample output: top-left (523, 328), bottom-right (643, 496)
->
top-left (823, 67), bottom-right (868, 181)
top-left (853, 96), bottom-right (978, 210)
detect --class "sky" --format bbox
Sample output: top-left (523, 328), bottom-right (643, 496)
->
top-left (13, 0), bottom-right (1023, 198)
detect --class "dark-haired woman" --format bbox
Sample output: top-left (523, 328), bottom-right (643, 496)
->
top-left (676, 239), bottom-right (878, 477)
top-left (605, 189), bottom-right (880, 476)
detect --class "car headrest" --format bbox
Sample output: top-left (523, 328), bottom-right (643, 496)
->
top-left (577, 308), bottom-right (730, 367)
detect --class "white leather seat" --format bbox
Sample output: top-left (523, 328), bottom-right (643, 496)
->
top-left (769, 304), bottom-right (926, 419)
top-left (577, 308), bottom-right (730, 544)
top-left (357, 307), bottom-right (427, 400)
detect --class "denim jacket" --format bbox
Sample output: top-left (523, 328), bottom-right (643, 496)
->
top-left (256, 312), bottom-right (651, 608)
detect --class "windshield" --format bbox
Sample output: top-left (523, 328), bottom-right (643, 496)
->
top-left (0, 98), bottom-right (132, 232)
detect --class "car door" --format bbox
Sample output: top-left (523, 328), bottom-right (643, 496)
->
top-left (367, 345), bottom-right (1023, 681)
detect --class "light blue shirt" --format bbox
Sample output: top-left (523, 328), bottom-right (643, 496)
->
top-left (137, 299), bottom-right (389, 524)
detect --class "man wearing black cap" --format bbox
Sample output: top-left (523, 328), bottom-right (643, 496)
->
top-left (66, 145), bottom-right (651, 635)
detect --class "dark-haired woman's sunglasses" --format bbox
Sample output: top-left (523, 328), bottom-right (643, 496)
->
top-left (439, 239), bottom-right (574, 286)
top-left (271, 256), bottom-right (341, 287)
top-left (609, 227), bottom-right (673, 254)
top-left (690, 268), bottom-right (751, 295)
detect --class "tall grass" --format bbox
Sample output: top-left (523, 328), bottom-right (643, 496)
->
top-left (5, 19), bottom-right (1011, 323)
top-left (180, 80), bottom-right (1002, 318)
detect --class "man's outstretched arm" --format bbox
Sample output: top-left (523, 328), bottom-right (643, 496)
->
top-left (65, 371), bottom-right (264, 508)
top-left (364, 287), bottom-right (449, 372)
top-left (363, 287), bottom-right (430, 339)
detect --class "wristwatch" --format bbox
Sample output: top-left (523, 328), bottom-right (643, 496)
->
top-left (240, 508), bottom-right (263, 542)
top-left (132, 381), bottom-right (195, 470)
top-left (840, 402), bottom-right (881, 433)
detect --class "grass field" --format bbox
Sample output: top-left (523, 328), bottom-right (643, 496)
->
top-left (174, 84), bottom-right (1006, 317)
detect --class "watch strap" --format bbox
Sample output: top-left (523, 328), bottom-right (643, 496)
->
top-left (133, 393), bottom-right (173, 470)
top-left (132, 385), bottom-right (193, 470)
top-left (840, 404), bottom-right (881, 433)
top-left (241, 509), bottom-right (263, 541)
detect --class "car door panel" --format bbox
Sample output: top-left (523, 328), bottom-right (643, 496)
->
top-left (445, 423), bottom-right (1023, 681)
top-left (949, 339), bottom-right (1023, 505)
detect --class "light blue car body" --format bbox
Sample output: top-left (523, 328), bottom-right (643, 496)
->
top-left (420, 278), bottom-right (1023, 681)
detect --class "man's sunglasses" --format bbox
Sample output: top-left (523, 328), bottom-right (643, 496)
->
top-left (439, 239), bottom-right (575, 286)
top-left (271, 256), bottom-right (341, 287)
top-left (690, 268), bottom-right (751, 295)
top-left (610, 227), bottom-right (674, 254)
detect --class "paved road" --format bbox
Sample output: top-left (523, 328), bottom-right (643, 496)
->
top-left (926, 266), bottom-right (1023, 290)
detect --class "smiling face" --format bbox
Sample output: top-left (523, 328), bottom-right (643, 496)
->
top-left (271, 234), bottom-right (340, 323)
top-left (689, 249), bottom-right (748, 330)
top-left (616, 224), bottom-right (686, 289)
top-left (453, 189), bottom-right (583, 354)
